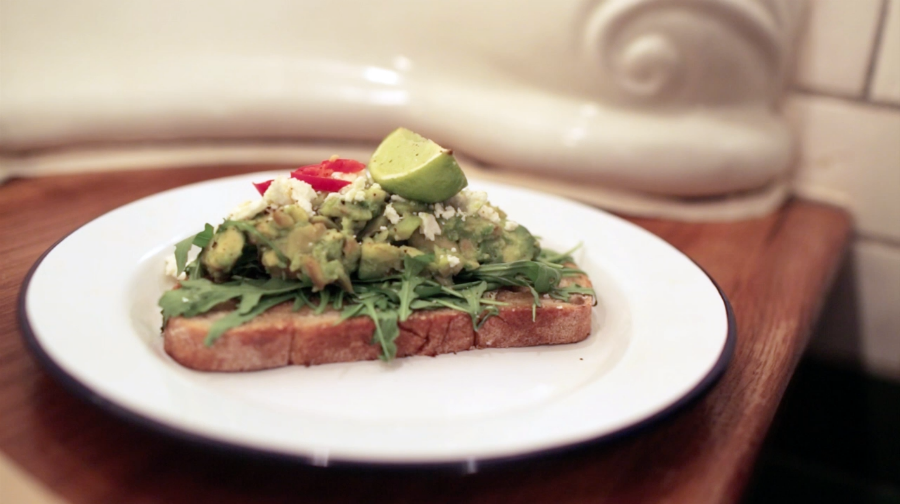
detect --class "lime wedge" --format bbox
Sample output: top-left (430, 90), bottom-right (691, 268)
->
top-left (368, 128), bottom-right (468, 203)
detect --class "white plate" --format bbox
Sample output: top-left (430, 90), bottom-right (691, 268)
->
top-left (20, 172), bottom-right (734, 467)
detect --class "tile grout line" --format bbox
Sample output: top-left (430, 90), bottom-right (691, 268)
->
top-left (863, 0), bottom-right (892, 100)
top-left (791, 87), bottom-right (900, 111)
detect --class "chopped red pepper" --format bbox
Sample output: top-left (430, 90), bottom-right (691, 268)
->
top-left (323, 158), bottom-right (366, 173)
top-left (291, 172), bottom-right (350, 192)
top-left (292, 163), bottom-right (331, 178)
top-left (254, 158), bottom-right (365, 195)
top-left (253, 180), bottom-right (273, 195)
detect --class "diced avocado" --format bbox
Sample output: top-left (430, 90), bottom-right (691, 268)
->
top-left (319, 197), bottom-right (374, 222)
top-left (291, 228), bottom-right (350, 289)
top-left (463, 217), bottom-right (500, 240)
top-left (285, 223), bottom-right (326, 256)
top-left (358, 215), bottom-right (389, 240)
top-left (341, 237), bottom-right (361, 274)
top-left (398, 245), bottom-right (425, 258)
top-left (358, 242), bottom-right (404, 280)
top-left (392, 215), bottom-right (422, 241)
top-left (428, 250), bottom-right (464, 279)
top-left (255, 220), bottom-right (279, 240)
top-left (390, 199), bottom-right (430, 215)
top-left (201, 171), bottom-right (541, 289)
top-left (501, 225), bottom-right (539, 262)
top-left (261, 249), bottom-right (283, 270)
top-left (201, 227), bottom-right (246, 281)
top-left (283, 205), bottom-right (309, 224)
top-left (271, 209), bottom-right (295, 229)
top-left (312, 230), bottom-right (346, 264)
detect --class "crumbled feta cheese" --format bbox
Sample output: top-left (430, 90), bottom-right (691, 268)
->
top-left (467, 191), bottom-right (488, 211)
top-left (263, 176), bottom-right (317, 214)
top-left (451, 247), bottom-right (457, 252)
top-left (390, 194), bottom-right (406, 202)
top-left (477, 204), bottom-right (501, 224)
top-left (289, 179), bottom-right (317, 214)
top-left (383, 203), bottom-right (401, 224)
top-left (447, 189), bottom-right (488, 215)
top-left (331, 171), bottom-right (361, 182)
top-left (379, 225), bottom-right (387, 231)
top-left (433, 202), bottom-right (457, 220)
top-left (418, 212), bottom-right (442, 240)
top-left (503, 220), bottom-right (519, 231)
top-left (228, 198), bottom-right (268, 221)
top-left (263, 176), bottom-right (295, 206)
top-left (446, 254), bottom-right (460, 268)
top-left (337, 175), bottom-right (369, 202)
top-left (164, 254), bottom-right (187, 281)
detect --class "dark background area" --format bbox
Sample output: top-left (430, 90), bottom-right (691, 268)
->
top-left (743, 355), bottom-right (900, 504)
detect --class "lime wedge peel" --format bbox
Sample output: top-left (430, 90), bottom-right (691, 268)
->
top-left (368, 128), bottom-right (468, 203)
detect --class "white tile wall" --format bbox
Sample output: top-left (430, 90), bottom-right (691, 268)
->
top-left (855, 240), bottom-right (900, 377)
top-left (811, 240), bottom-right (900, 379)
top-left (786, 94), bottom-right (900, 241)
top-left (795, 0), bottom-right (885, 97)
top-left (794, 0), bottom-right (900, 380)
top-left (871, 0), bottom-right (900, 104)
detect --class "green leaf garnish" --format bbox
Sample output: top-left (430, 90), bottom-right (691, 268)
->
top-left (174, 224), bottom-right (214, 275)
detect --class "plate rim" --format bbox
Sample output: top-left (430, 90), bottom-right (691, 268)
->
top-left (16, 177), bottom-right (736, 471)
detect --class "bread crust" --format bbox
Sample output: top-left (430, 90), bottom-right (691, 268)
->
top-left (163, 275), bottom-right (593, 371)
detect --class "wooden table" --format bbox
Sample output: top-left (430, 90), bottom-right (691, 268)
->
top-left (0, 166), bottom-right (851, 504)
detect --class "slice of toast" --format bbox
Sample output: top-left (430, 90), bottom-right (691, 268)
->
top-left (163, 275), bottom-right (594, 372)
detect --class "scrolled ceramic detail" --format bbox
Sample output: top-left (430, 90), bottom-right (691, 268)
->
top-left (583, 0), bottom-right (791, 106)
top-left (612, 32), bottom-right (685, 99)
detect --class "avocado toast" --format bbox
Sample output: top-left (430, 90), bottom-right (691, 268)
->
top-left (159, 129), bottom-right (595, 371)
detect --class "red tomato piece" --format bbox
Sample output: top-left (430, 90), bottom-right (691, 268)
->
top-left (253, 180), bottom-right (273, 195)
top-left (291, 173), bottom-right (351, 192)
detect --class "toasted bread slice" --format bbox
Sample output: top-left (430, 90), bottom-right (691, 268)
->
top-left (163, 275), bottom-right (593, 372)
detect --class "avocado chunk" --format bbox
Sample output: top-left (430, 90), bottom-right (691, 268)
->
top-left (392, 215), bottom-right (422, 241)
top-left (501, 225), bottom-right (538, 262)
top-left (201, 227), bottom-right (246, 281)
top-left (358, 242), bottom-right (404, 280)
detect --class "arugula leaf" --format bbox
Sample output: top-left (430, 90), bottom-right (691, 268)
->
top-left (236, 291), bottom-right (264, 315)
top-left (475, 306), bottom-right (500, 330)
top-left (314, 289), bottom-right (331, 315)
top-left (539, 243), bottom-right (582, 264)
top-left (333, 289), bottom-right (345, 310)
top-left (173, 236), bottom-right (195, 275)
top-left (194, 223), bottom-right (215, 248)
top-left (205, 293), bottom-right (295, 345)
top-left (338, 303), bottom-right (365, 322)
top-left (185, 257), bottom-right (204, 280)
top-left (159, 277), bottom-right (307, 323)
top-left (362, 299), bottom-right (399, 361)
top-left (293, 290), bottom-right (309, 311)
top-left (173, 224), bottom-right (214, 275)
top-left (397, 254), bottom-right (433, 321)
